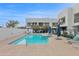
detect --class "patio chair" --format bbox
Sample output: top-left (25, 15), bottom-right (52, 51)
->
top-left (66, 34), bottom-right (79, 48)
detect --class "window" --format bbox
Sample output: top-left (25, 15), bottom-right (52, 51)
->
top-left (32, 22), bottom-right (37, 26)
top-left (74, 13), bottom-right (79, 23)
top-left (44, 23), bottom-right (49, 26)
top-left (39, 22), bottom-right (43, 26)
top-left (60, 17), bottom-right (65, 25)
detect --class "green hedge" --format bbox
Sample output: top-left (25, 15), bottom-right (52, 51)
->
top-left (32, 26), bottom-right (48, 30)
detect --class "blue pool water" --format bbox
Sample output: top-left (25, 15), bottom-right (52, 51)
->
top-left (9, 34), bottom-right (48, 45)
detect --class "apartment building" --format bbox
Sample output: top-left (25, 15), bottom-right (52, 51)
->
top-left (26, 18), bottom-right (57, 33)
top-left (57, 4), bottom-right (79, 35)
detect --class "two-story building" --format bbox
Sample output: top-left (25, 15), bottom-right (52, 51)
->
top-left (57, 4), bottom-right (79, 35)
top-left (26, 18), bottom-right (57, 33)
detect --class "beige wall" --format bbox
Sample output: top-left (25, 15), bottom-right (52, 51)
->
top-left (57, 8), bottom-right (74, 34)
top-left (72, 4), bottom-right (79, 26)
top-left (73, 4), bottom-right (79, 14)
top-left (57, 4), bottom-right (79, 34)
top-left (57, 8), bottom-right (69, 27)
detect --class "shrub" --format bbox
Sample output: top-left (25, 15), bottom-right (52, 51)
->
top-left (62, 32), bottom-right (74, 39)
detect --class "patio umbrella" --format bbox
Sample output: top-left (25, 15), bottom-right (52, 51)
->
top-left (56, 23), bottom-right (61, 37)
top-left (48, 26), bottom-right (51, 33)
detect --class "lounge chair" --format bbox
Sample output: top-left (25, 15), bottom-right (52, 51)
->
top-left (66, 34), bottom-right (79, 48)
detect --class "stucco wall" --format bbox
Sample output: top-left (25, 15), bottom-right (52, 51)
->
top-left (57, 8), bottom-right (69, 26)
top-left (0, 28), bottom-right (26, 40)
top-left (57, 8), bottom-right (74, 34)
top-left (72, 4), bottom-right (79, 14)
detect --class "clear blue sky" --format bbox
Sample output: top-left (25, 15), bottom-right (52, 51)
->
top-left (0, 3), bottom-right (73, 27)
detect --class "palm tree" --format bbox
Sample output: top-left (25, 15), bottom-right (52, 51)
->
top-left (6, 20), bottom-right (19, 28)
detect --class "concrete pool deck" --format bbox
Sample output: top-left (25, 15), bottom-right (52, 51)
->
top-left (0, 33), bottom-right (79, 56)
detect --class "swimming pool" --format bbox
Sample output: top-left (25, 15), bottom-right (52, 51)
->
top-left (9, 34), bottom-right (48, 45)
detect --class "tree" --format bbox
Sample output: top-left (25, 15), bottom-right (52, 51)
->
top-left (6, 20), bottom-right (19, 28)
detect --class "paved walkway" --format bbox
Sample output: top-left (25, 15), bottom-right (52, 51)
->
top-left (0, 35), bottom-right (79, 56)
